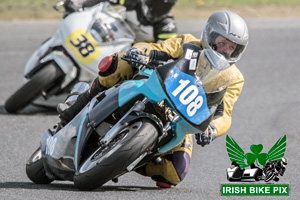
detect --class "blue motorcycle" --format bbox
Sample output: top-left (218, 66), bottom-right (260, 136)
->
top-left (26, 43), bottom-right (232, 190)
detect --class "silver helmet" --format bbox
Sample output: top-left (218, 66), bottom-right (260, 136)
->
top-left (201, 11), bottom-right (249, 64)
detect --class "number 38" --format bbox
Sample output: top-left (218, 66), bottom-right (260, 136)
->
top-left (171, 79), bottom-right (203, 117)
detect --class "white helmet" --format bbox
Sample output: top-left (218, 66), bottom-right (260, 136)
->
top-left (201, 11), bottom-right (249, 64)
top-left (281, 157), bottom-right (288, 166)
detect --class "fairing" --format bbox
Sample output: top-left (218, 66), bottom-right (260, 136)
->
top-left (41, 106), bottom-right (89, 180)
top-left (40, 43), bottom-right (232, 180)
top-left (41, 87), bottom-right (121, 179)
top-left (119, 43), bottom-right (230, 152)
top-left (23, 2), bottom-right (136, 108)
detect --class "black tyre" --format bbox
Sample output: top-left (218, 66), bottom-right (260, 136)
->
top-left (26, 147), bottom-right (53, 184)
top-left (5, 63), bottom-right (63, 113)
top-left (74, 119), bottom-right (159, 191)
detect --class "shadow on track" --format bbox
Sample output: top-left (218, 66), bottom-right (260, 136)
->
top-left (0, 105), bottom-right (57, 115)
top-left (0, 181), bottom-right (166, 192)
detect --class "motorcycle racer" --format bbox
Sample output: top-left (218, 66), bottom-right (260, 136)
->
top-left (58, 11), bottom-right (249, 187)
top-left (64, 0), bottom-right (178, 42)
top-left (263, 157), bottom-right (288, 182)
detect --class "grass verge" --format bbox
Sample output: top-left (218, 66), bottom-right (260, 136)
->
top-left (0, 0), bottom-right (300, 20)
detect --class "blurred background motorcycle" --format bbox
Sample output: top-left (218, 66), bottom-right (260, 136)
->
top-left (5, 1), bottom-right (153, 113)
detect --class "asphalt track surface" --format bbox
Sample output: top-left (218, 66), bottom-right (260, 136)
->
top-left (0, 18), bottom-right (300, 200)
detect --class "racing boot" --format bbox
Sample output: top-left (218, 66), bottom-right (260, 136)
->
top-left (135, 166), bottom-right (172, 188)
top-left (135, 157), bottom-right (173, 188)
top-left (58, 77), bottom-right (106, 125)
top-left (156, 181), bottom-right (172, 188)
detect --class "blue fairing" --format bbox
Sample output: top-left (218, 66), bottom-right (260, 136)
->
top-left (118, 67), bottom-right (211, 153)
top-left (118, 69), bottom-right (168, 106)
top-left (165, 67), bottom-right (210, 125)
top-left (158, 119), bottom-right (200, 153)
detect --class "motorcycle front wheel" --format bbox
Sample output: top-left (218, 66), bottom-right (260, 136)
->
top-left (5, 63), bottom-right (64, 113)
top-left (74, 119), bottom-right (159, 191)
top-left (26, 147), bottom-right (53, 184)
top-left (264, 170), bottom-right (275, 182)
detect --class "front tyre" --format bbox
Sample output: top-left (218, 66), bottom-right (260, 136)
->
top-left (264, 170), bottom-right (275, 182)
top-left (5, 63), bottom-right (63, 113)
top-left (74, 119), bottom-right (159, 191)
top-left (26, 147), bottom-right (53, 184)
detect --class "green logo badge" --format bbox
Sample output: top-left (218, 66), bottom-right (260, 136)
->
top-left (226, 135), bottom-right (287, 182)
top-left (226, 135), bottom-right (286, 168)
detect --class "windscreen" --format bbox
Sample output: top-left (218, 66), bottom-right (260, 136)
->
top-left (195, 49), bottom-right (236, 93)
top-left (90, 3), bottom-right (135, 43)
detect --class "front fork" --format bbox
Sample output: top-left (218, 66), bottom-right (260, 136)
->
top-left (99, 97), bottom-right (172, 172)
top-left (99, 97), bottom-right (150, 146)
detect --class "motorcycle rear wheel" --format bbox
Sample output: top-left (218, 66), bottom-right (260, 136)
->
top-left (26, 147), bottom-right (53, 184)
top-left (5, 63), bottom-right (63, 113)
top-left (74, 119), bottom-right (159, 191)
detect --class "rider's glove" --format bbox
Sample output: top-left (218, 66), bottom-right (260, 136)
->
top-left (125, 47), bottom-right (152, 68)
top-left (195, 124), bottom-right (217, 147)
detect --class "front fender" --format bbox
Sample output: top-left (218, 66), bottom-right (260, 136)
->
top-left (40, 51), bottom-right (77, 88)
top-left (24, 31), bottom-right (62, 78)
top-left (122, 110), bottom-right (164, 134)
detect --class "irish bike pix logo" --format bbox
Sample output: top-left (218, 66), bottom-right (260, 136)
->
top-left (226, 135), bottom-right (287, 182)
top-left (221, 135), bottom-right (289, 196)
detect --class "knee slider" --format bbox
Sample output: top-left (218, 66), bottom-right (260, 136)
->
top-left (98, 54), bottom-right (118, 77)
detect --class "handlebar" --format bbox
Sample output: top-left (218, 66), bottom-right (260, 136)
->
top-left (121, 56), bottom-right (158, 70)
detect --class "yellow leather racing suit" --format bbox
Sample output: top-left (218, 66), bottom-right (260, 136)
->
top-left (98, 34), bottom-right (244, 185)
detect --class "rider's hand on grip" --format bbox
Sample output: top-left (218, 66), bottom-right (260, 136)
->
top-left (195, 124), bottom-right (217, 147)
top-left (125, 47), bottom-right (151, 68)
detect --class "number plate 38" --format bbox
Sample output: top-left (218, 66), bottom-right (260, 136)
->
top-left (165, 67), bottom-right (210, 125)
top-left (65, 29), bottom-right (101, 66)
